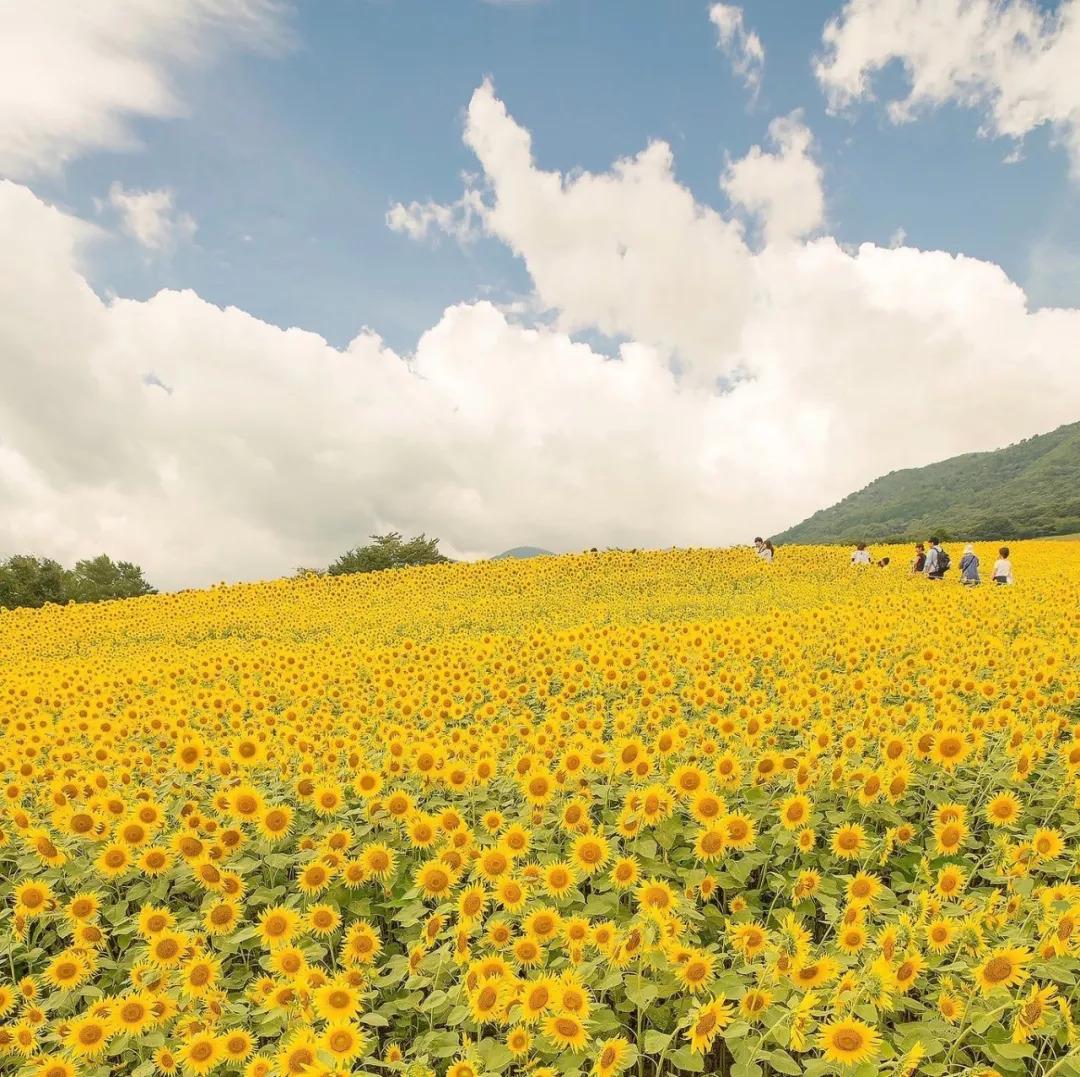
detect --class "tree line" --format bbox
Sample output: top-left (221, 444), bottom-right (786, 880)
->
top-left (1, 533), bottom-right (450, 612)
top-left (0, 554), bottom-right (157, 610)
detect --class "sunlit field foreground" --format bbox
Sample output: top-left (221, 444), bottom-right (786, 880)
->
top-left (2, 544), bottom-right (1080, 1077)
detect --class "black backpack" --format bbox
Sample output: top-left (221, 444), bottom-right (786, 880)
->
top-left (938, 549), bottom-right (951, 573)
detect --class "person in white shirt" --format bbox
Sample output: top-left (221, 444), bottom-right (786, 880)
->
top-left (993, 546), bottom-right (1014, 585)
top-left (851, 543), bottom-right (872, 565)
top-left (758, 540), bottom-right (775, 563)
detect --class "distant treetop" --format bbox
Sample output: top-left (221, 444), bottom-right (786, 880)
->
top-left (327, 532), bottom-right (450, 576)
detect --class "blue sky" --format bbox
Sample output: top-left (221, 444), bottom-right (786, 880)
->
top-left (5, 0), bottom-right (1080, 586)
top-left (33, 0), bottom-right (1080, 352)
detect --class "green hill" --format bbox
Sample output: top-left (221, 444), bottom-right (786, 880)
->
top-left (492, 546), bottom-right (553, 560)
top-left (776, 421), bottom-right (1080, 545)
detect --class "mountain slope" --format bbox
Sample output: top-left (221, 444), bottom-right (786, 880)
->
top-left (492, 546), bottom-right (553, 560)
top-left (776, 421), bottom-right (1080, 544)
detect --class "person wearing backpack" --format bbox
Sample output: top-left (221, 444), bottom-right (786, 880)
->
top-left (925, 537), bottom-right (949, 579)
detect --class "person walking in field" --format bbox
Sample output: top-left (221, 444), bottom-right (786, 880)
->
top-left (993, 547), bottom-right (1014, 585)
top-left (758, 540), bottom-right (775, 563)
top-left (960, 544), bottom-right (980, 586)
top-left (925, 537), bottom-right (950, 579)
top-left (851, 543), bottom-right (872, 565)
top-left (911, 543), bottom-right (926, 574)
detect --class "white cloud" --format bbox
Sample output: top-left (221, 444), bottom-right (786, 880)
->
top-left (5, 76), bottom-right (1080, 590)
top-left (816, 0), bottom-right (1080, 176)
top-left (721, 111), bottom-right (825, 246)
top-left (709, 4), bottom-right (765, 96)
top-left (386, 185), bottom-right (486, 244)
top-left (461, 80), bottom-right (754, 380)
top-left (0, 0), bottom-right (283, 179)
top-left (104, 182), bottom-right (197, 251)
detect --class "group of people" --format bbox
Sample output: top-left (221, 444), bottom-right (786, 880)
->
top-left (752, 536), bottom-right (1015, 585)
top-left (858, 538), bottom-right (1015, 585)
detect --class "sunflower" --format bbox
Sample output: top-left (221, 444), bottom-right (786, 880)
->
top-left (975, 947), bottom-right (1031, 993)
top-left (686, 996), bottom-right (733, 1053)
top-left (728, 921), bottom-right (769, 959)
top-left (986, 792), bottom-right (1022, 826)
top-left (938, 991), bottom-right (963, 1022)
top-left (44, 951), bottom-right (89, 990)
top-left (892, 951), bottom-right (925, 993)
top-left (221, 1029), bottom-right (254, 1062)
top-left (32, 1056), bottom-right (75, 1077)
top-left (518, 977), bottom-right (558, 1022)
top-left (722, 813), bottom-right (756, 849)
top-left (322, 1022), bottom-right (368, 1062)
top-left (572, 833), bottom-right (611, 874)
top-left (446, 1063), bottom-right (478, 1077)
top-left (926, 918), bottom-right (955, 954)
top-left (636, 879), bottom-right (676, 918)
top-left (523, 907), bottom-right (561, 942)
top-left (477, 846), bottom-right (512, 882)
top-left (837, 924), bottom-right (867, 954)
top-left (676, 950), bottom-right (716, 994)
top-left (739, 987), bottom-right (773, 1021)
top-left (790, 955), bottom-right (839, 990)
top-left (148, 929), bottom-right (187, 968)
top-left (818, 1018), bottom-right (881, 1066)
top-left (830, 824), bottom-right (867, 860)
top-left (360, 841), bottom-right (396, 879)
top-left (593, 1036), bottom-right (632, 1076)
top-left (543, 861), bottom-right (576, 899)
top-left (276, 1030), bottom-right (320, 1077)
top-left (256, 804), bottom-right (293, 842)
top-left (314, 980), bottom-right (362, 1022)
top-left (846, 872), bottom-right (882, 907)
top-left (180, 954), bottom-right (221, 998)
top-left (931, 731), bottom-right (970, 769)
top-left (204, 899), bottom-right (240, 936)
top-left (65, 892), bottom-right (101, 922)
top-left (1032, 828), bottom-right (1065, 861)
top-left (506, 1025), bottom-right (532, 1056)
top-left (690, 790), bottom-right (726, 825)
top-left (113, 993), bottom-right (154, 1035)
top-left (13, 879), bottom-right (53, 917)
top-left (543, 1012), bottom-right (589, 1051)
top-left (513, 936), bottom-right (543, 967)
top-left (257, 906), bottom-right (299, 948)
top-left (469, 980), bottom-right (507, 1024)
top-left (936, 865), bottom-right (967, 897)
top-left (342, 919), bottom-right (382, 965)
top-left (778, 794), bottom-right (812, 830)
top-left (65, 1015), bottom-right (112, 1058)
top-left (307, 903), bottom-right (341, 936)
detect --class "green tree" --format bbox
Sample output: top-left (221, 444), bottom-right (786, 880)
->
top-left (0, 554), bottom-right (70, 609)
top-left (327, 532), bottom-right (449, 576)
top-left (68, 555), bottom-right (157, 603)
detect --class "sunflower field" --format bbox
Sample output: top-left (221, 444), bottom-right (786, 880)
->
top-left (2, 543), bottom-right (1080, 1077)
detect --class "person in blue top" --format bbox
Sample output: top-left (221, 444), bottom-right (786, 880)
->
top-left (959, 544), bottom-right (980, 586)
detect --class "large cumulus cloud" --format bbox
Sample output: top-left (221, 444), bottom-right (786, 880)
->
top-left (3, 78), bottom-right (1080, 590)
